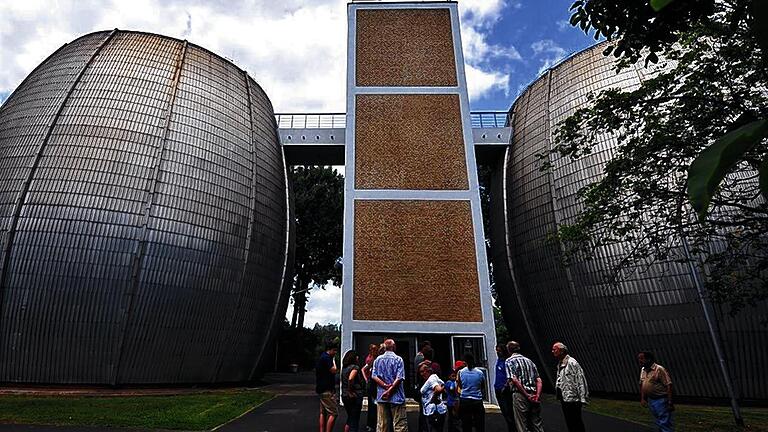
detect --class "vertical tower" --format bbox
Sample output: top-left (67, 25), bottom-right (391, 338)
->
top-left (341, 1), bottom-right (498, 401)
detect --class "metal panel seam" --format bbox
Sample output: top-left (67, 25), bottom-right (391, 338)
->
top-left (500, 144), bottom-right (554, 387)
top-left (111, 40), bottom-right (188, 386)
top-left (0, 29), bottom-right (117, 355)
top-left (543, 68), bottom-right (591, 362)
top-left (248, 114), bottom-right (293, 381)
top-left (215, 71), bottom-right (258, 382)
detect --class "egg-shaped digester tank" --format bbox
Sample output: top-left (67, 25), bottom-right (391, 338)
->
top-left (0, 30), bottom-right (294, 384)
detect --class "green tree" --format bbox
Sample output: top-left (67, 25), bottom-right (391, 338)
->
top-left (549, 0), bottom-right (768, 313)
top-left (274, 321), bottom-right (340, 371)
top-left (290, 166), bottom-right (344, 329)
top-left (568, 0), bottom-right (716, 67)
top-left (568, 0), bottom-right (768, 215)
top-left (493, 304), bottom-right (510, 344)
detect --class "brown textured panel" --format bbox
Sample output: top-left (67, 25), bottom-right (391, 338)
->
top-left (353, 200), bottom-right (482, 322)
top-left (356, 9), bottom-right (457, 86)
top-left (355, 94), bottom-right (469, 190)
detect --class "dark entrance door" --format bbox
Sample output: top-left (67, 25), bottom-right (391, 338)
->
top-left (451, 335), bottom-right (490, 401)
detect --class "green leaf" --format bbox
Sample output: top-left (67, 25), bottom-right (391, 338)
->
top-left (687, 119), bottom-right (768, 220)
top-left (760, 157), bottom-right (768, 200)
top-left (650, 0), bottom-right (675, 12)
top-left (645, 51), bottom-right (659, 66)
top-left (569, 1), bottom-right (583, 11)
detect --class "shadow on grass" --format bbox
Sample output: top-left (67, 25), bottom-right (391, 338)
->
top-left (583, 396), bottom-right (768, 432)
top-left (0, 390), bottom-right (273, 430)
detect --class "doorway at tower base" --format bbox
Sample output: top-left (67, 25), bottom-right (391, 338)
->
top-left (353, 332), bottom-right (492, 402)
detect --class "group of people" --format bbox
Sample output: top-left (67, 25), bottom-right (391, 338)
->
top-left (412, 340), bottom-right (486, 432)
top-left (495, 342), bottom-right (674, 432)
top-left (493, 341), bottom-right (579, 432)
top-left (315, 338), bottom-right (675, 432)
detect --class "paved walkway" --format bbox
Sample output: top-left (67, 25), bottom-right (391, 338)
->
top-left (219, 373), bottom-right (652, 432)
top-left (0, 373), bottom-right (652, 432)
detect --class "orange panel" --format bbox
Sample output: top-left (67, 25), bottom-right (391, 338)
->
top-left (356, 8), bottom-right (457, 87)
top-left (353, 200), bottom-right (482, 322)
top-left (355, 94), bottom-right (468, 190)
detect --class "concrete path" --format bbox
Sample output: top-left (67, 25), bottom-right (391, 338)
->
top-left (219, 373), bottom-right (652, 432)
top-left (0, 373), bottom-right (652, 432)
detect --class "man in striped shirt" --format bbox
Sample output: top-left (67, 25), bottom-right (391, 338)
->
top-left (505, 341), bottom-right (544, 432)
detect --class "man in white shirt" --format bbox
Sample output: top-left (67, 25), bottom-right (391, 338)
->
top-left (552, 342), bottom-right (588, 432)
top-left (418, 363), bottom-right (446, 432)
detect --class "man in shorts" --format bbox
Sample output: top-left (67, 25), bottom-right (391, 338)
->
top-left (317, 339), bottom-right (339, 432)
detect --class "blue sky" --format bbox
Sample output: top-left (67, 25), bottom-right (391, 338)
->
top-left (470, 0), bottom-right (598, 110)
top-left (0, 0), bottom-right (600, 326)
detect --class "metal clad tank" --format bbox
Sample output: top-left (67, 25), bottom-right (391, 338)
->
top-left (0, 30), bottom-right (293, 384)
top-left (491, 42), bottom-right (768, 399)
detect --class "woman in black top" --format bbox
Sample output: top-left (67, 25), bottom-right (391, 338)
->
top-left (361, 343), bottom-right (380, 432)
top-left (341, 350), bottom-right (365, 432)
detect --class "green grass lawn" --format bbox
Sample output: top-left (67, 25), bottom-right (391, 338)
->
top-left (0, 389), bottom-right (273, 430)
top-left (581, 396), bottom-right (768, 432)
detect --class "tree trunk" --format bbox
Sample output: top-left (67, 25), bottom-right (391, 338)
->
top-left (296, 290), bottom-right (307, 329)
top-left (290, 295), bottom-right (299, 328)
top-left (291, 276), bottom-right (307, 329)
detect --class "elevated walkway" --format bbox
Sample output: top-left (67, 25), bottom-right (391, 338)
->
top-left (276, 112), bottom-right (511, 165)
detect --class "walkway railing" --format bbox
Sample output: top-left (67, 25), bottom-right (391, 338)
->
top-left (275, 113), bottom-right (346, 129)
top-left (469, 111), bottom-right (510, 128)
top-left (275, 111), bottom-right (509, 129)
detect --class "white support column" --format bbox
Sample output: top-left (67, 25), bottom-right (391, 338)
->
top-left (341, 1), bottom-right (499, 405)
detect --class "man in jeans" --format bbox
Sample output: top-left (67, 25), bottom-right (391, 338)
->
top-left (552, 342), bottom-right (588, 432)
top-left (505, 341), bottom-right (544, 432)
top-left (316, 339), bottom-right (339, 432)
top-left (638, 351), bottom-right (674, 432)
top-left (372, 339), bottom-right (408, 432)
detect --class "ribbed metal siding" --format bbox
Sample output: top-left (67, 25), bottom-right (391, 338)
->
top-left (0, 31), bottom-right (116, 383)
top-left (490, 42), bottom-right (768, 400)
top-left (0, 31), bottom-right (292, 384)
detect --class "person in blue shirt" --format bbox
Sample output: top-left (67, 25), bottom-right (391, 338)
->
top-left (371, 339), bottom-right (408, 432)
top-left (444, 361), bottom-right (464, 432)
top-left (495, 343), bottom-right (515, 431)
top-left (458, 353), bottom-right (486, 432)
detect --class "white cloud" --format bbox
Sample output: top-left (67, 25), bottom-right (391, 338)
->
top-left (531, 39), bottom-right (568, 74)
top-left (557, 19), bottom-right (571, 31)
top-left (531, 39), bottom-right (567, 57)
top-left (0, 0), bottom-right (348, 111)
top-left (458, 0), bottom-right (521, 29)
top-left (465, 64), bottom-right (509, 101)
top-left (462, 26), bottom-right (521, 63)
top-left (458, 0), bottom-right (507, 28)
top-left (458, 0), bottom-right (520, 102)
top-left (0, 0), bottom-right (521, 108)
top-left (286, 284), bottom-right (342, 328)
